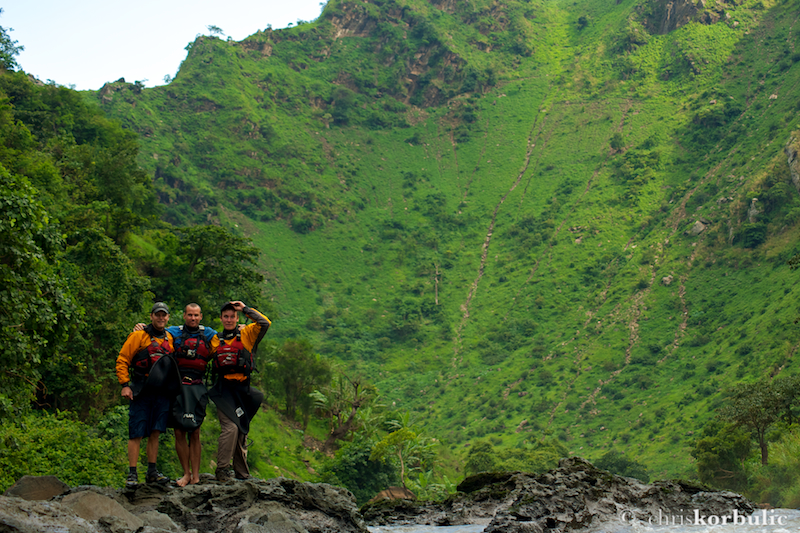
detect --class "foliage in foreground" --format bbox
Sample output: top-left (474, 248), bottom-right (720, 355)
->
top-left (0, 411), bottom-right (124, 492)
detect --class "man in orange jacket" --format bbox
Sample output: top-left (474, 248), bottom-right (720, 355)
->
top-left (116, 302), bottom-right (176, 487)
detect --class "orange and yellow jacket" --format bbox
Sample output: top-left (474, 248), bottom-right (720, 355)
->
top-left (116, 325), bottom-right (175, 385)
top-left (214, 307), bottom-right (270, 383)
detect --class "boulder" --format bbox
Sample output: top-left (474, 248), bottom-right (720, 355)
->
top-left (61, 490), bottom-right (143, 530)
top-left (368, 487), bottom-right (416, 503)
top-left (3, 475), bottom-right (70, 501)
top-left (687, 220), bottom-right (706, 236)
top-left (0, 496), bottom-right (97, 532)
top-left (153, 477), bottom-right (366, 533)
top-left (138, 510), bottom-right (181, 531)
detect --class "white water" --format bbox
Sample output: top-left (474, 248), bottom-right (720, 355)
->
top-left (368, 510), bottom-right (800, 533)
top-left (368, 526), bottom-right (486, 533)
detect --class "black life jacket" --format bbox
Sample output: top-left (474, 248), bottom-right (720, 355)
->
top-left (174, 325), bottom-right (211, 381)
top-left (130, 326), bottom-right (172, 379)
top-left (213, 332), bottom-right (253, 378)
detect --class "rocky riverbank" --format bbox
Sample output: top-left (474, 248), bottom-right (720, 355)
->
top-left (1, 474), bottom-right (367, 533)
top-left (1, 458), bottom-right (755, 533)
top-left (361, 458), bottom-right (756, 532)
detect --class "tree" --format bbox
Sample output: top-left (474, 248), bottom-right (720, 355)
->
top-left (464, 438), bottom-right (567, 476)
top-left (464, 440), bottom-right (496, 475)
top-left (311, 372), bottom-right (378, 452)
top-left (263, 339), bottom-right (332, 425)
top-left (371, 428), bottom-right (419, 489)
top-left (691, 421), bottom-right (752, 491)
top-left (772, 375), bottom-right (800, 424)
top-left (319, 437), bottom-right (399, 505)
top-left (370, 413), bottom-right (437, 489)
top-left (594, 450), bottom-right (649, 482)
top-left (151, 224), bottom-right (264, 311)
top-left (41, 228), bottom-right (150, 414)
top-left (0, 168), bottom-right (77, 415)
top-left (207, 25), bottom-right (224, 37)
top-left (610, 132), bottom-right (625, 151)
top-left (0, 11), bottom-right (23, 70)
top-left (718, 381), bottom-right (782, 465)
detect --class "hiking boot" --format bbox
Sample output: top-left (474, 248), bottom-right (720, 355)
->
top-left (145, 471), bottom-right (170, 484)
top-left (126, 472), bottom-right (139, 487)
top-left (215, 469), bottom-right (232, 483)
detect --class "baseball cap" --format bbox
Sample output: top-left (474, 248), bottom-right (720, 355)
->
top-left (151, 302), bottom-right (170, 314)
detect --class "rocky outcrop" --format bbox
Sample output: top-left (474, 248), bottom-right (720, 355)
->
top-left (643, 0), bottom-right (699, 35)
top-left (641, 0), bottom-right (739, 35)
top-left (1, 477), bottom-right (367, 533)
top-left (785, 133), bottom-right (800, 193)
top-left (362, 458), bottom-right (755, 532)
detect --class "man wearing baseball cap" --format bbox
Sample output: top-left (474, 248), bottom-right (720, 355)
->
top-left (116, 302), bottom-right (177, 487)
top-left (210, 300), bottom-right (270, 482)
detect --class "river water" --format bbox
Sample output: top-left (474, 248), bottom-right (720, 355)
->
top-left (368, 509), bottom-right (800, 533)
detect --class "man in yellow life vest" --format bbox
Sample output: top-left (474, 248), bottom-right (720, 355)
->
top-left (116, 302), bottom-right (177, 487)
top-left (209, 300), bottom-right (270, 482)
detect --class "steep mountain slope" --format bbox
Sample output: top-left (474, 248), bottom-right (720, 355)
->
top-left (94, 0), bottom-right (800, 478)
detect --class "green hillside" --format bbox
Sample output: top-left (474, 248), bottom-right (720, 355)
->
top-left (88, 0), bottom-right (800, 481)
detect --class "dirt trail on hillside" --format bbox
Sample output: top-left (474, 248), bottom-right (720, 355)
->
top-left (452, 114), bottom-right (543, 359)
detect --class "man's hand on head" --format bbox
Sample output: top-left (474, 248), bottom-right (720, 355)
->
top-left (229, 301), bottom-right (246, 312)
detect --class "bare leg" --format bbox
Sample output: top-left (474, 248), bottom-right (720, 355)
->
top-left (174, 429), bottom-right (191, 487)
top-left (128, 437), bottom-right (142, 467)
top-left (189, 429), bottom-right (202, 484)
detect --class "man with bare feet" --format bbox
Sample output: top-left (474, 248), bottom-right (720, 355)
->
top-left (168, 304), bottom-right (219, 486)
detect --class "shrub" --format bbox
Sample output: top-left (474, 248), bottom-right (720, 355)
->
top-left (0, 411), bottom-right (125, 492)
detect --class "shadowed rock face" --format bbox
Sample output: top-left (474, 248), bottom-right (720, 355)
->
top-left (361, 458), bottom-right (755, 532)
top-left (1, 477), bottom-right (368, 533)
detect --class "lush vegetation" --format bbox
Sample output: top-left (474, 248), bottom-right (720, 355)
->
top-left (5, 0), bottom-right (800, 505)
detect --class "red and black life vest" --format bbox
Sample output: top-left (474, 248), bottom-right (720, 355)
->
top-left (175, 326), bottom-right (211, 382)
top-left (131, 333), bottom-right (172, 379)
top-left (213, 333), bottom-right (253, 378)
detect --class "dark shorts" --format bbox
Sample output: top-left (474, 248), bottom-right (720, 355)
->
top-left (128, 394), bottom-right (170, 439)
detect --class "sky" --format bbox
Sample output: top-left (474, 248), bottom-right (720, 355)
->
top-left (3, 0), bottom-right (325, 91)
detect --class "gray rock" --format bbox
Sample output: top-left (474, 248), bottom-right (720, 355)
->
top-left (3, 475), bottom-right (70, 501)
top-left (687, 220), bottom-right (706, 236)
top-left (61, 491), bottom-right (144, 531)
top-left (138, 510), bottom-right (181, 531)
top-left (157, 478), bottom-right (366, 533)
top-left (0, 495), bottom-right (98, 532)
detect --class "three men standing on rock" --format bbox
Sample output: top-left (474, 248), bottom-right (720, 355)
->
top-left (118, 300), bottom-right (269, 486)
